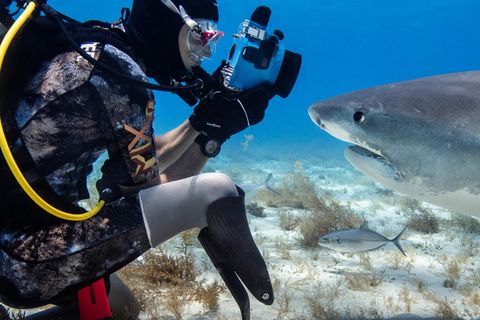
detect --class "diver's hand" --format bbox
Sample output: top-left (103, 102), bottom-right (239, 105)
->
top-left (188, 82), bottom-right (275, 143)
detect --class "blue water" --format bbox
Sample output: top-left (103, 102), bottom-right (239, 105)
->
top-left (6, 2), bottom-right (480, 317)
top-left (48, 0), bottom-right (480, 154)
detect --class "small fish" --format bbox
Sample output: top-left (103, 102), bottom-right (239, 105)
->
top-left (238, 174), bottom-right (279, 203)
top-left (241, 134), bottom-right (255, 151)
top-left (319, 223), bottom-right (407, 256)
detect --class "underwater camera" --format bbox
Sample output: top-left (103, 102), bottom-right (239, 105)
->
top-left (221, 6), bottom-right (302, 98)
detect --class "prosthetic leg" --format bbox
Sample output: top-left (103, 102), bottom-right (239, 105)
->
top-left (198, 188), bottom-right (274, 320)
top-left (107, 274), bottom-right (140, 320)
top-left (142, 178), bottom-right (275, 319)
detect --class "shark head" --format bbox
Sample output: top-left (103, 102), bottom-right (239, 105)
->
top-left (309, 72), bottom-right (480, 215)
top-left (308, 85), bottom-right (413, 191)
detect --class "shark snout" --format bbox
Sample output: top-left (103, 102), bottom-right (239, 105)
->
top-left (308, 101), bottom-right (357, 145)
top-left (308, 104), bottom-right (325, 128)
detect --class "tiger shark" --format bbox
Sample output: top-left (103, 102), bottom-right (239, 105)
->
top-left (308, 71), bottom-right (480, 216)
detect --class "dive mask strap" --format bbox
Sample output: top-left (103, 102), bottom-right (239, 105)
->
top-left (158, 0), bottom-right (200, 32)
top-left (178, 5), bottom-right (200, 32)
top-left (159, 0), bottom-right (182, 15)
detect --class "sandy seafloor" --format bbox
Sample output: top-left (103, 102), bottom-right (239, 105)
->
top-left (3, 141), bottom-right (480, 320)
top-left (130, 141), bottom-right (480, 320)
top-left (154, 142), bottom-right (479, 320)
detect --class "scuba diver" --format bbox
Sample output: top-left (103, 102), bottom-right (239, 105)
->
top-left (0, 0), bottom-right (286, 318)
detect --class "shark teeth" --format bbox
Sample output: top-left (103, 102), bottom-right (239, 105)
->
top-left (349, 145), bottom-right (386, 161)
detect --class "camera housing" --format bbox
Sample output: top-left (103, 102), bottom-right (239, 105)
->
top-left (221, 6), bottom-right (302, 98)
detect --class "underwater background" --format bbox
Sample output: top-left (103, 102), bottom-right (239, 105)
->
top-left (8, 0), bottom-right (480, 319)
top-left (49, 0), bottom-right (480, 154)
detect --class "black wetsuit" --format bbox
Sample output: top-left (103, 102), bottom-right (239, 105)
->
top-left (0, 42), bottom-right (157, 307)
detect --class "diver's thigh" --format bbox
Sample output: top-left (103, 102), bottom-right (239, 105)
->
top-left (139, 172), bottom-right (239, 247)
top-left (0, 196), bottom-right (150, 306)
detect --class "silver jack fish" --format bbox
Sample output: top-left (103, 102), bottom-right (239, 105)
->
top-left (319, 223), bottom-right (407, 256)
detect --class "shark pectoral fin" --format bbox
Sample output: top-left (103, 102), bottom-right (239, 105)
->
top-left (266, 186), bottom-right (280, 195)
top-left (391, 225), bottom-right (408, 257)
top-left (264, 174), bottom-right (280, 195)
top-left (265, 173), bottom-right (273, 186)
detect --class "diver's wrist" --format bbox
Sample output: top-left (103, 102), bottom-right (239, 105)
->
top-left (194, 134), bottom-right (221, 158)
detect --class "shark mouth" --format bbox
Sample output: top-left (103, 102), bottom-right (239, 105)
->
top-left (345, 145), bottom-right (404, 183)
top-left (348, 145), bottom-right (389, 163)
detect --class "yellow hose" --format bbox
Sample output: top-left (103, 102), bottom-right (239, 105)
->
top-left (0, 1), bottom-right (104, 221)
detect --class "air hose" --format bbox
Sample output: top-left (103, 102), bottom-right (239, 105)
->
top-left (0, 1), bottom-right (104, 221)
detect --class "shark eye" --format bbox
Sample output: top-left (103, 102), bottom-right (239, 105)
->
top-left (353, 111), bottom-right (365, 124)
top-left (336, 238), bottom-right (342, 244)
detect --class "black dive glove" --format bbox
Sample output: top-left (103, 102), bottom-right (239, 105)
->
top-left (189, 62), bottom-right (276, 143)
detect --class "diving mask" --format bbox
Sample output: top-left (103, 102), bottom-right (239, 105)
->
top-left (185, 19), bottom-right (223, 64)
top-left (159, 1), bottom-right (223, 66)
